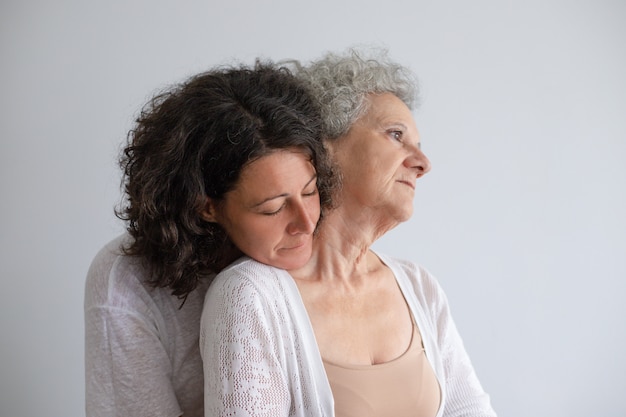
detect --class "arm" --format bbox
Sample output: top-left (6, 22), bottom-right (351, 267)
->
top-left (85, 304), bottom-right (182, 417)
top-left (84, 243), bottom-right (183, 417)
top-left (200, 272), bottom-right (292, 417)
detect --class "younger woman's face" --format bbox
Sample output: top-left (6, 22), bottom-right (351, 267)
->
top-left (204, 149), bottom-right (321, 270)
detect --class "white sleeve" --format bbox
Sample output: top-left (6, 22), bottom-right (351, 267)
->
top-left (84, 248), bottom-right (182, 417)
top-left (200, 272), bottom-right (292, 417)
top-left (85, 305), bottom-right (182, 417)
top-left (425, 272), bottom-right (497, 417)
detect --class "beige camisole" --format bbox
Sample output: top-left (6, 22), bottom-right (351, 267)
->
top-left (322, 322), bottom-right (441, 417)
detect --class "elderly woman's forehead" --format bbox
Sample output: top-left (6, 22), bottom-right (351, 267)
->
top-left (361, 93), bottom-right (412, 116)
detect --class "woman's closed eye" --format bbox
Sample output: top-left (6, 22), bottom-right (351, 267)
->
top-left (259, 188), bottom-right (317, 216)
top-left (302, 186), bottom-right (318, 197)
top-left (259, 201), bottom-right (285, 216)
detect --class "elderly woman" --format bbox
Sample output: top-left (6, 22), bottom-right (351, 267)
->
top-left (84, 63), bottom-right (335, 417)
top-left (200, 49), bottom-right (496, 417)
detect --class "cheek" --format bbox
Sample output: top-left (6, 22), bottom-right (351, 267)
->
top-left (228, 222), bottom-right (280, 261)
top-left (342, 154), bottom-right (368, 178)
top-left (237, 219), bottom-right (275, 244)
top-left (223, 217), bottom-right (271, 248)
top-left (308, 199), bottom-right (321, 223)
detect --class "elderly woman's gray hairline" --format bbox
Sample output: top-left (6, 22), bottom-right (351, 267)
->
top-left (284, 48), bottom-right (419, 140)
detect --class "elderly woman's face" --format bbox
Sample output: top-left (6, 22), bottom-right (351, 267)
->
top-left (329, 93), bottom-right (431, 223)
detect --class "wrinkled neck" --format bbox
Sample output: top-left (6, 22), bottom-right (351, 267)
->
top-left (290, 205), bottom-right (397, 283)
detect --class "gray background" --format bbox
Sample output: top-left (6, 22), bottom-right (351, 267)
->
top-left (2, 0), bottom-right (625, 416)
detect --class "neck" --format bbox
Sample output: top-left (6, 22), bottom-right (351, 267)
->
top-left (290, 203), bottom-right (398, 283)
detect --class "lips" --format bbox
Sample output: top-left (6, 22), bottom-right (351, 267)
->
top-left (281, 240), bottom-right (308, 251)
top-left (397, 179), bottom-right (415, 190)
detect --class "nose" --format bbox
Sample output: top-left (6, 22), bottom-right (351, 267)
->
top-left (405, 143), bottom-right (432, 178)
top-left (287, 201), bottom-right (317, 235)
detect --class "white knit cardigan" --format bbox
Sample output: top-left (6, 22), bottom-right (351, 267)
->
top-left (200, 254), bottom-right (496, 417)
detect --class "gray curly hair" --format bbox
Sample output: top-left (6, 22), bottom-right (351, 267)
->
top-left (288, 48), bottom-right (419, 140)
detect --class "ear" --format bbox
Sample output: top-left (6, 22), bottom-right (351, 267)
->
top-left (199, 197), bottom-right (219, 223)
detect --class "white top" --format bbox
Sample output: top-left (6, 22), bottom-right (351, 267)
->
top-left (85, 234), bottom-right (210, 417)
top-left (200, 254), bottom-right (496, 417)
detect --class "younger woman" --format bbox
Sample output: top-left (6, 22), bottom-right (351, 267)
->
top-left (84, 63), bottom-right (335, 417)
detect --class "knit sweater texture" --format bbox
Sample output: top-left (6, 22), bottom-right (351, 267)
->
top-left (200, 254), bottom-right (496, 417)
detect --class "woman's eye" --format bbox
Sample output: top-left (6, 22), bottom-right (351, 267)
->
top-left (303, 187), bottom-right (318, 197)
top-left (389, 130), bottom-right (403, 142)
top-left (261, 205), bottom-right (285, 216)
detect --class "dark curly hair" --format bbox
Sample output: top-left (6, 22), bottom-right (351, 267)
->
top-left (116, 63), bottom-right (336, 299)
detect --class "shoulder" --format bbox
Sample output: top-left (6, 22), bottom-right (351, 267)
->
top-left (86, 234), bottom-right (129, 279)
top-left (202, 258), bottom-right (297, 323)
top-left (377, 253), bottom-right (440, 291)
top-left (84, 234), bottom-right (159, 312)
top-left (376, 252), bottom-right (449, 311)
top-left (211, 257), bottom-right (287, 294)
top-left (206, 258), bottom-right (290, 308)
top-left (201, 258), bottom-right (293, 343)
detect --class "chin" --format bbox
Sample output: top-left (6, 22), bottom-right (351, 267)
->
top-left (275, 257), bottom-right (310, 271)
top-left (272, 247), bottom-right (313, 270)
top-left (391, 206), bottom-right (414, 223)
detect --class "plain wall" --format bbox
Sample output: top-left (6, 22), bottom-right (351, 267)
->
top-left (1, 0), bottom-right (625, 416)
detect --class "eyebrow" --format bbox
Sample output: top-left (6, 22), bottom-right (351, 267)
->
top-left (380, 121), bottom-right (422, 148)
top-left (251, 174), bottom-right (317, 208)
top-left (377, 119), bottom-right (408, 129)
